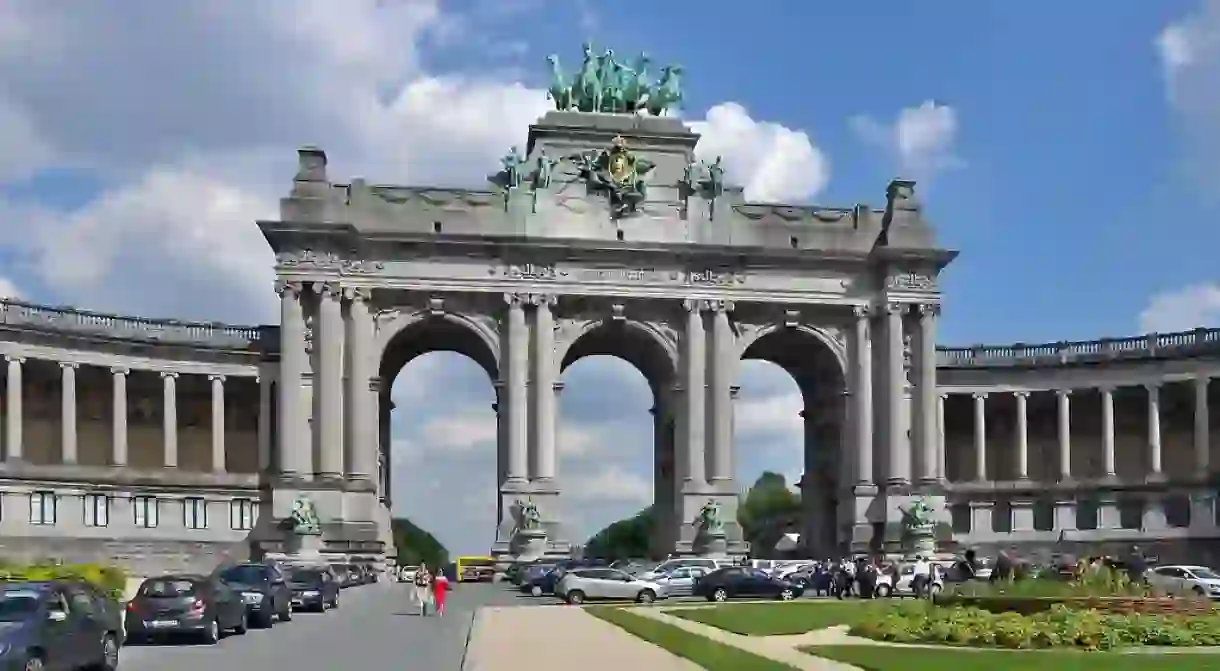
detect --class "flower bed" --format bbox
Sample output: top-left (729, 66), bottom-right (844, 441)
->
top-left (0, 562), bottom-right (128, 601)
top-left (851, 601), bottom-right (1220, 650)
top-left (934, 594), bottom-right (1212, 616)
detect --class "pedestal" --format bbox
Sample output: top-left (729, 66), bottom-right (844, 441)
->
top-left (267, 533), bottom-right (326, 567)
top-left (692, 531), bottom-right (728, 557)
top-left (903, 529), bottom-right (936, 559)
top-left (510, 528), bottom-right (549, 562)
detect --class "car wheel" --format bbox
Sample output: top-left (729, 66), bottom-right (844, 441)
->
top-left (531, 585), bottom-right (543, 597)
top-left (875, 584), bottom-right (892, 598)
top-left (712, 588), bottom-right (728, 602)
top-left (637, 589), bottom-right (656, 604)
top-left (928, 584), bottom-right (942, 599)
top-left (1195, 586), bottom-right (1207, 597)
top-left (97, 633), bottom-right (119, 670)
top-left (332, 595), bottom-right (340, 610)
top-left (256, 612), bottom-right (274, 629)
top-left (779, 588), bottom-right (795, 601)
top-left (233, 612), bottom-right (248, 635)
top-left (280, 604), bottom-right (293, 622)
top-left (23, 656), bottom-right (44, 671)
top-left (202, 619), bottom-right (220, 644)
top-left (566, 590), bottom-right (586, 605)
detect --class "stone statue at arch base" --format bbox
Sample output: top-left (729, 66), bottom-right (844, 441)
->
top-left (675, 495), bottom-right (749, 558)
top-left (492, 497), bottom-right (571, 564)
top-left (259, 494), bottom-right (329, 567)
top-left (898, 496), bottom-right (940, 559)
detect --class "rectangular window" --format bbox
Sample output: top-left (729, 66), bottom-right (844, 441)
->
top-left (132, 496), bottom-right (159, 528)
top-left (229, 499), bottom-right (256, 531)
top-left (83, 494), bottom-right (109, 527)
top-left (29, 491), bottom-right (56, 525)
top-left (183, 497), bottom-right (207, 530)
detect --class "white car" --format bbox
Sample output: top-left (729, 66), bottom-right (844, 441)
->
top-left (655, 566), bottom-right (708, 597)
top-left (874, 562), bottom-right (945, 598)
top-left (397, 566), bottom-right (419, 583)
top-left (637, 558), bottom-right (732, 582)
top-left (556, 567), bottom-right (669, 604)
top-left (1148, 565), bottom-right (1220, 598)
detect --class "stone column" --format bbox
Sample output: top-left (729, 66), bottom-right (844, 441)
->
top-left (4, 356), bottom-right (22, 461)
top-left (707, 301), bottom-right (734, 484)
top-left (59, 362), bottom-right (78, 465)
top-left (530, 294), bottom-right (557, 484)
top-left (277, 280), bottom-right (307, 478)
top-left (851, 306), bottom-right (874, 486)
top-left (936, 393), bottom-right (947, 481)
top-left (161, 372), bottom-right (178, 468)
top-left (314, 282), bottom-right (344, 480)
top-left (1056, 390), bottom-right (1072, 481)
top-left (681, 299), bottom-right (707, 486)
top-left (1012, 391), bottom-right (1030, 480)
top-left (1098, 386), bottom-right (1116, 478)
top-left (1146, 384), bottom-right (1163, 479)
top-left (972, 393), bottom-right (987, 482)
top-left (1195, 376), bottom-right (1210, 477)
top-left (345, 289), bottom-right (376, 485)
top-left (916, 304), bottom-right (939, 484)
top-left (256, 374), bottom-right (271, 472)
top-left (504, 293), bottom-right (528, 484)
top-left (209, 375), bottom-right (226, 473)
top-left (884, 303), bottom-right (908, 486)
top-left (111, 367), bottom-right (128, 466)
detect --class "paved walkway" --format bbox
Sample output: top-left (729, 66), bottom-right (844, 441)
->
top-left (462, 606), bottom-right (703, 671)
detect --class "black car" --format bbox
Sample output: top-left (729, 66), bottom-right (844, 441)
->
top-left (692, 566), bottom-right (805, 602)
top-left (217, 562), bottom-right (293, 628)
top-left (286, 566), bottom-right (340, 612)
top-left (518, 564), bottom-right (558, 597)
top-left (0, 580), bottom-right (122, 670)
top-left (125, 574), bottom-right (248, 644)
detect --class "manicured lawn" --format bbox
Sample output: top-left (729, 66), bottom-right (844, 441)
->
top-left (667, 600), bottom-right (884, 636)
top-left (586, 606), bottom-right (798, 670)
top-left (805, 645), bottom-right (1220, 670)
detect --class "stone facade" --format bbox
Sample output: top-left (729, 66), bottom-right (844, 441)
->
top-left (4, 111), bottom-right (1214, 572)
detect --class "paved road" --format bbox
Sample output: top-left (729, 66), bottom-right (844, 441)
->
top-left (119, 582), bottom-right (528, 671)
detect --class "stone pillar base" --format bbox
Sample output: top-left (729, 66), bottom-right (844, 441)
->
top-left (672, 489), bottom-right (748, 558)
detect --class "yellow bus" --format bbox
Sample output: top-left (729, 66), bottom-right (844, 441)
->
top-left (455, 556), bottom-right (496, 582)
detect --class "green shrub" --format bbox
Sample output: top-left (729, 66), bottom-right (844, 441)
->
top-left (945, 566), bottom-right (1155, 599)
top-left (850, 602), bottom-right (1220, 650)
top-left (0, 563), bottom-right (128, 601)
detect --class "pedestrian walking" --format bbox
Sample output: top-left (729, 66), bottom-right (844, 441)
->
top-left (414, 565), bottom-right (434, 616)
top-left (432, 569), bottom-right (450, 617)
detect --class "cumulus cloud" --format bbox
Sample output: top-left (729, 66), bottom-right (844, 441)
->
top-left (0, 276), bottom-right (21, 300)
top-left (851, 101), bottom-right (963, 189)
top-left (566, 466), bottom-right (652, 504)
top-left (1157, 0), bottom-right (1220, 196)
top-left (1139, 283), bottom-right (1220, 333)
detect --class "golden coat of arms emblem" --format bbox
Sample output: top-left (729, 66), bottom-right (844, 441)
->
top-left (607, 136), bottom-right (634, 185)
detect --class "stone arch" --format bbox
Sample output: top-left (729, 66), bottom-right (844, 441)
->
top-left (377, 310), bottom-right (500, 384)
top-left (557, 318), bottom-right (679, 397)
top-left (739, 323), bottom-right (848, 558)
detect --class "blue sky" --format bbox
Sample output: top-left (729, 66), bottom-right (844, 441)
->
top-left (0, 0), bottom-right (1217, 555)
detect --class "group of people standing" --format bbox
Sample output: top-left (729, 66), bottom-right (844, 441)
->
top-left (407, 565), bottom-right (450, 616)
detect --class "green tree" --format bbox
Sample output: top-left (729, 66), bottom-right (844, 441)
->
top-left (737, 471), bottom-right (801, 553)
top-left (585, 506), bottom-right (654, 560)
top-left (391, 517), bottom-right (449, 569)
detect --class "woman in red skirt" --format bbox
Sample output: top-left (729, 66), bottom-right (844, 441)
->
top-left (432, 567), bottom-right (450, 617)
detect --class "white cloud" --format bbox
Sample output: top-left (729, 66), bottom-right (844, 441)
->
top-left (566, 465), bottom-right (652, 504)
top-left (1157, 0), bottom-right (1220, 195)
top-left (1139, 283), bottom-right (1220, 333)
top-left (0, 276), bottom-right (21, 299)
top-left (851, 100), bottom-right (963, 188)
top-left (734, 390), bottom-right (804, 439)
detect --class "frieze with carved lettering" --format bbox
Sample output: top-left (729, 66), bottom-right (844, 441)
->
top-left (886, 272), bottom-right (937, 292)
top-left (490, 264), bottom-right (746, 286)
top-left (277, 250), bottom-right (385, 275)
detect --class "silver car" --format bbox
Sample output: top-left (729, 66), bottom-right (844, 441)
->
top-left (656, 566), bottom-right (708, 597)
top-left (557, 568), bottom-right (668, 605)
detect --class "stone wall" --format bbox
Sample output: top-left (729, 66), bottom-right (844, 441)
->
top-left (0, 536), bottom-right (251, 577)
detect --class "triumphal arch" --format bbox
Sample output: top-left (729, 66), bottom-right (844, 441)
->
top-left (258, 45), bottom-right (956, 561)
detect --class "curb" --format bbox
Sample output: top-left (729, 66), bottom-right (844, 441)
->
top-left (459, 609), bottom-right (482, 671)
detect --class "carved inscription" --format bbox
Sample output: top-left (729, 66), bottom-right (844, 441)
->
top-left (491, 264), bottom-right (747, 286)
top-left (886, 272), bottom-right (936, 291)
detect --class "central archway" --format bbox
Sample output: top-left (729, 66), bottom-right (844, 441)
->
top-left (557, 316), bottom-right (679, 558)
top-left (738, 325), bottom-right (848, 558)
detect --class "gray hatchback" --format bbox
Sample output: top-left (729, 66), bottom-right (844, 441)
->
top-left (0, 580), bottom-right (122, 671)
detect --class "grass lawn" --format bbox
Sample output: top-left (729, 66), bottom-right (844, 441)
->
top-left (667, 600), bottom-right (884, 636)
top-left (805, 645), bottom-right (1220, 670)
top-left (586, 606), bottom-right (798, 670)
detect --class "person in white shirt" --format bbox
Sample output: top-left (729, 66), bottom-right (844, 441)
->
top-left (911, 555), bottom-right (932, 598)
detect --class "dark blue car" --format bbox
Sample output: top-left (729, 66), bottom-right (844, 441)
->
top-left (0, 580), bottom-right (122, 671)
top-left (519, 565), bottom-right (559, 597)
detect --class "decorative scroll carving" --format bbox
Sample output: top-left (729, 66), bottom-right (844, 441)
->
top-left (343, 287), bottom-right (372, 302)
top-left (276, 250), bottom-right (384, 275)
top-left (852, 305), bottom-right (871, 319)
top-left (708, 300), bottom-right (735, 313)
top-left (783, 310), bottom-right (801, 328)
top-left (886, 272), bottom-right (936, 292)
top-left (681, 298), bottom-right (706, 313)
top-left (274, 280), bottom-right (304, 298)
top-left (610, 303), bottom-right (626, 321)
top-left (917, 303), bottom-right (941, 317)
top-left (427, 298), bottom-right (445, 316)
top-left (311, 282), bottom-right (340, 298)
top-left (884, 302), bottom-right (906, 316)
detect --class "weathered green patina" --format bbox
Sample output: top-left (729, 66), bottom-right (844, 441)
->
top-left (546, 42), bottom-right (684, 115)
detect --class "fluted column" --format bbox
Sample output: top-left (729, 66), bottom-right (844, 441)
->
top-left (59, 362), bottom-right (78, 465)
top-left (530, 293), bottom-right (557, 483)
top-left (1013, 391), bottom-right (1029, 480)
top-left (681, 299), bottom-right (707, 486)
top-left (1056, 390), bottom-right (1072, 480)
top-left (111, 367), bottom-right (128, 466)
top-left (936, 393), bottom-right (946, 481)
top-left (916, 304), bottom-right (939, 484)
top-left (1100, 386), bottom-right (1116, 478)
top-left (161, 372), bottom-right (178, 468)
top-left (972, 393), bottom-right (987, 481)
top-left (345, 288), bottom-right (376, 484)
top-left (1195, 376), bottom-right (1210, 477)
top-left (4, 356), bottom-right (22, 461)
top-left (504, 293), bottom-right (528, 484)
top-left (210, 375), bottom-right (226, 473)
top-left (314, 282), bottom-right (344, 480)
top-left (256, 373), bottom-right (271, 472)
top-left (277, 280), bottom-right (307, 478)
top-left (884, 302), bottom-right (908, 486)
top-left (1146, 384), bottom-right (1163, 478)
top-left (851, 306), bottom-right (874, 486)
top-left (707, 301), bottom-right (734, 483)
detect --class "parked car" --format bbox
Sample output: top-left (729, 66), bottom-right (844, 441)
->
top-left (1148, 565), bottom-right (1220, 597)
top-left (126, 574), bottom-right (248, 644)
top-left (636, 558), bottom-right (732, 581)
top-left (655, 566), bottom-right (708, 597)
top-left (398, 565), bottom-right (420, 583)
top-left (217, 562), bottom-right (293, 627)
top-left (556, 568), bottom-right (668, 605)
top-left (873, 562), bottom-right (945, 598)
top-left (331, 564), bottom-right (357, 588)
top-left (286, 566), bottom-right (341, 611)
top-left (0, 580), bottom-right (123, 670)
top-left (519, 565), bottom-right (562, 597)
top-left (692, 566), bottom-right (805, 602)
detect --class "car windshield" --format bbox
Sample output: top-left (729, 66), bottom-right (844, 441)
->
top-left (0, 592), bottom-right (40, 621)
top-left (1192, 568), bottom-right (1220, 580)
top-left (139, 579), bottom-right (197, 597)
top-left (288, 569), bottom-right (324, 583)
top-left (220, 565), bottom-right (267, 584)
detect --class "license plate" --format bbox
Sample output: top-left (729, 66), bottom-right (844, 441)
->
top-left (149, 620), bottom-right (177, 628)
top-left (291, 599), bottom-right (302, 606)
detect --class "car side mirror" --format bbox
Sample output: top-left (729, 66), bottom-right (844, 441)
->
top-left (48, 610), bottom-right (68, 623)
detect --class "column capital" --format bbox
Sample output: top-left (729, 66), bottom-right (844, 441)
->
top-left (1056, 388), bottom-right (1072, 397)
top-left (917, 303), bottom-right (942, 317)
top-left (527, 293), bottom-right (559, 307)
top-left (502, 292), bottom-right (526, 307)
top-left (1013, 390), bottom-right (1030, 399)
top-left (343, 287), bottom-right (372, 302)
top-left (1144, 383), bottom-right (1162, 394)
top-left (852, 304), bottom-right (871, 319)
top-left (110, 366), bottom-right (130, 376)
top-left (1195, 375), bottom-right (1211, 388)
top-left (708, 299), bottom-right (734, 313)
top-left (681, 298), bottom-right (707, 313)
top-left (1098, 385), bottom-right (1116, 394)
top-left (971, 392), bottom-right (988, 400)
top-left (552, 381), bottom-right (565, 392)
top-left (311, 281), bottom-right (340, 298)
top-left (883, 301), bottom-right (906, 315)
top-left (58, 361), bottom-right (79, 370)
top-left (160, 371), bottom-right (179, 379)
top-left (208, 374), bottom-right (226, 383)
top-left (274, 279), bottom-right (304, 298)
top-left (4, 355), bottom-right (25, 364)
top-left (939, 392), bottom-right (950, 400)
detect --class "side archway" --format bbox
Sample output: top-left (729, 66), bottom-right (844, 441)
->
top-left (739, 324), bottom-right (848, 558)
